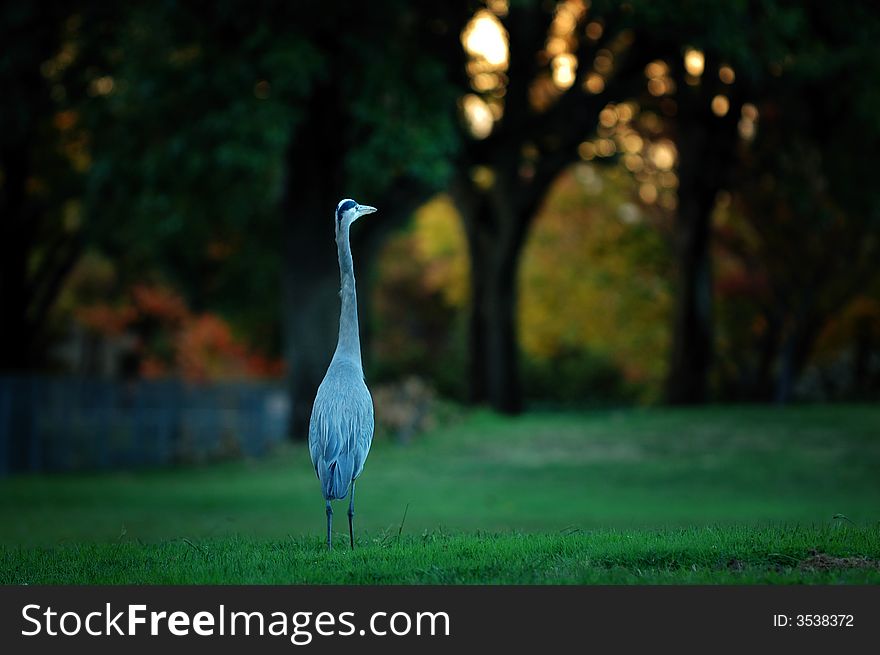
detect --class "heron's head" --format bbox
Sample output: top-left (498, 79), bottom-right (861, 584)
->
top-left (335, 198), bottom-right (377, 237)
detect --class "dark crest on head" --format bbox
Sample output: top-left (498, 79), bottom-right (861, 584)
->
top-left (336, 199), bottom-right (357, 224)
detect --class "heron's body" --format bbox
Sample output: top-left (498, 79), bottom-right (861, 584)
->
top-left (308, 198), bottom-right (376, 549)
top-left (309, 357), bottom-right (373, 501)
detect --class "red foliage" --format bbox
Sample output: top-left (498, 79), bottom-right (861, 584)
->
top-left (74, 282), bottom-right (282, 381)
top-left (716, 269), bottom-right (767, 298)
top-left (75, 304), bottom-right (137, 335)
top-left (130, 284), bottom-right (189, 324)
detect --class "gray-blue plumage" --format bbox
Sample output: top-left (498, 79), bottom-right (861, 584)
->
top-left (308, 358), bottom-right (373, 500)
top-left (308, 198), bottom-right (377, 550)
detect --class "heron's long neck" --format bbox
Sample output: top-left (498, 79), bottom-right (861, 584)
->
top-left (334, 225), bottom-right (362, 365)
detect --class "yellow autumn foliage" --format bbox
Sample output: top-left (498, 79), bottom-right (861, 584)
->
top-left (518, 166), bottom-right (672, 396)
top-left (411, 195), bottom-right (470, 307)
top-left (375, 163), bottom-right (673, 401)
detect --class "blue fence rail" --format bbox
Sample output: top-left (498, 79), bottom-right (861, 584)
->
top-left (0, 376), bottom-right (290, 475)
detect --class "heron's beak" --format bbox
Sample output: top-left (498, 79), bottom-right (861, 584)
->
top-left (356, 204), bottom-right (377, 218)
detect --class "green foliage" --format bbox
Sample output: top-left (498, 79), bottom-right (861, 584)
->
top-left (7, 0), bottom-right (880, 399)
top-left (341, 9), bottom-right (459, 197)
top-left (518, 167), bottom-right (673, 402)
top-left (629, 0), bottom-right (806, 81)
top-left (370, 195), bottom-right (470, 398)
top-left (2, 1), bottom-right (459, 367)
top-left (521, 347), bottom-right (636, 406)
top-left (78, 3), bottom-right (321, 333)
top-left (0, 2), bottom-right (99, 365)
top-left (711, 2), bottom-right (880, 400)
top-left (372, 166), bottom-right (674, 403)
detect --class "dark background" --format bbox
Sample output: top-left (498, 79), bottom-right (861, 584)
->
top-left (2, 0), bottom-right (879, 462)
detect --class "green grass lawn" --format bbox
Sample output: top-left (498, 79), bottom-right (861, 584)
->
top-left (1, 405), bottom-right (879, 583)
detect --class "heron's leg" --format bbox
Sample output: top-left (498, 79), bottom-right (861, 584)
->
top-left (348, 482), bottom-right (356, 550)
top-left (325, 500), bottom-right (333, 551)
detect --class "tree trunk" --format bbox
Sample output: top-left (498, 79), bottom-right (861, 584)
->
top-left (454, 175), bottom-right (528, 414)
top-left (666, 157), bottom-right (715, 404)
top-left (280, 84), bottom-right (345, 440)
top-left (753, 311), bottom-right (781, 401)
top-left (484, 245), bottom-right (521, 413)
top-left (853, 315), bottom-right (873, 398)
top-left (0, 49), bottom-right (83, 373)
top-left (666, 88), bottom-right (741, 404)
top-left (0, 144), bottom-right (40, 370)
top-left (462, 197), bottom-right (490, 404)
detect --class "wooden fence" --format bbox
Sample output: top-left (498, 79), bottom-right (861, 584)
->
top-left (0, 376), bottom-right (289, 474)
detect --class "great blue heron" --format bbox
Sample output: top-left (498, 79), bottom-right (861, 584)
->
top-left (308, 198), bottom-right (377, 550)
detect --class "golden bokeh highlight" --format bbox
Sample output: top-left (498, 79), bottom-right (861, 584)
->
top-left (711, 94), bottom-right (730, 117)
top-left (585, 72), bottom-right (605, 94)
top-left (648, 141), bottom-right (676, 170)
top-left (719, 65), bottom-right (735, 84)
top-left (460, 8), bottom-right (510, 137)
top-left (659, 171), bottom-right (678, 189)
top-left (647, 78), bottom-right (667, 96)
top-left (742, 103), bottom-right (759, 121)
top-left (578, 141), bottom-right (596, 160)
top-left (471, 72), bottom-right (499, 92)
top-left (470, 165), bottom-right (496, 190)
top-left (738, 103), bottom-right (759, 140)
top-left (543, 0), bottom-right (587, 93)
top-left (585, 21), bottom-right (603, 41)
top-left (546, 36), bottom-right (567, 56)
top-left (622, 132), bottom-right (643, 153)
top-left (645, 60), bottom-right (672, 97)
top-left (596, 138), bottom-right (616, 157)
top-left (639, 183), bottom-right (658, 204)
top-left (623, 154), bottom-right (643, 172)
top-left (461, 94), bottom-right (494, 139)
top-left (462, 10), bottom-right (508, 67)
top-left (684, 48), bottom-right (705, 77)
top-left (552, 53), bottom-right (577, 89)
top-left (616, 102), bottom-right (636, 122)
top-left (594, 49), bottom-right (614, 74)
top-left (486, 0), bottom-right (509, 16)
top-left (644, 60), bottom-right (668, 79)
top-left (599, 106), bottom-right (618, 128)
top-left (88, 76), bottom-right (115, 97)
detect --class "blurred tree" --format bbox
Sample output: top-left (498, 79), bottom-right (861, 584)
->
top-left (446, 0), bottom-right (656, 412)
top-left (277, 3), bottom-right (462, 436)
top-left (372, 165), bottom-right (673, 405)
top-left (10, 0), bottom-right (879, 423)
top-left (79, 2), bottom-right (461, 437)
top-left (4, 1), bottom-right (462, 438)
top-left (0, 2), bottom-right (99, 370)
top-left (518, 165), bottom-right (672, 403)
top-left (627, 0), bottom-right (806, 403)
top-left (807, 295), bottom-right (880, 400)
top-left (444, 0), bottom-right (876, 410)
top-left (714, 0), bottom-right (880, 402)
top-left (79, 1), bottom-right (318, 355)
top-left (371, 196), bottom-right (469, 399)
